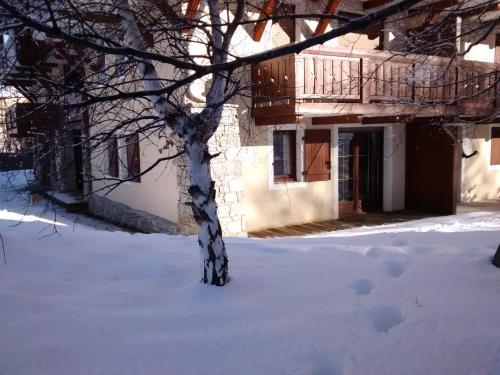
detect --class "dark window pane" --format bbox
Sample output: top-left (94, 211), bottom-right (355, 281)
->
top-left (126, 134), bottom-right (141, 183)
top-left (107, 137), bottom-right (118, 177)
top-left (273, 130), bottom-right (296, 182)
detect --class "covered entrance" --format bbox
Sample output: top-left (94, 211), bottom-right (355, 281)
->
top-left (338, 128), bottom-right (384, 216)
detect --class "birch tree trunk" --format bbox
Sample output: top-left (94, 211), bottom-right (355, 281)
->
top-left (184, 136), bottom-right (228, 286)
top-left (116, 0), bottom-right (229, 285)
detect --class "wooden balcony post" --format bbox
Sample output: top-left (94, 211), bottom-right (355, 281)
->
top-left (361, 58), bottom-right (371, 103)
top-left (286, 54), bottom-right (296, 100)
top-left (295, 55), bottom-right (305, 100)
top-left (353, 145), bottom-right (361, 213)
top-left (495, 69), bottom-right (500, 109)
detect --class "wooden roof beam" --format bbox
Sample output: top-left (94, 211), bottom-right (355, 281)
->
top-left (254, 0), bottom-right (277, 42)
top-left (363, 0), bottom-right (458, 11)
top-left (454, 2), bottom-right (500, 18)
top-left (363, 0), bottom-right (393, 10)
top-left (183, 0), bottom-right (201, 33)
top-left (143, 0), bottom-right (179, 20)
top-left (68, 11), bottom-right (121, 24)
top-left (406, 0), bottom-right (457, 31)
top-left (314, 0), bottom-right (343, 36)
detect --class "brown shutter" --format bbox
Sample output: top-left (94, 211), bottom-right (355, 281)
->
top-left (491, 127), bottom-right (500, 165)
top-left (304, 129), bottom-right (331, 182)
top-left (127, 134), bottom-right (141, 182)
top-left (108, 137), bottom-right (118, 177)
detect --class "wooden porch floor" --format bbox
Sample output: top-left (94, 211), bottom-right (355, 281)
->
top-left (248, 211), bottom-right (430, 238)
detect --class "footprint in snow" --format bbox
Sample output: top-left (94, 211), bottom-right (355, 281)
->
top-left (366, 247), bottom-right (383, 258)
top-left (348, 279), bottom-right (375, 296)
top-left (383, 260), bottom-right (407, 278)
top-left (310, 351), bottom-right (346, 375)
top-left (370, 305), bottom-right (406, 333)
top-left (391, 238), bottom-right (409, 246)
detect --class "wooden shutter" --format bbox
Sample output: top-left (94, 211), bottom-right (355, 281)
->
top-left (107, 137), bottom-right (118, 177)
top-left (304, 129), bottom-right (331, 182)
top-left (126, 134), bottom-right (141, 182)
top-left (491, 127), bottom-right (500, 165)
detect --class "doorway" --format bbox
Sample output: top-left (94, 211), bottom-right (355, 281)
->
top-left (405, 120), bottom-right (457, 215)
top-left (338, 128), bottom-right (384, 216)
top-left (72, 129), bottom-right (84, 193)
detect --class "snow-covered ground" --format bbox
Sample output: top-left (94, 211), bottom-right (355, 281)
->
top-left (1, 171), bottom-right (500, 375)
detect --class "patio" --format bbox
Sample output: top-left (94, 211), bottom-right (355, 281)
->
top-left (248, 211), bottom-right (431, 238)
top-left (248, 200), bottom-right (500, 238)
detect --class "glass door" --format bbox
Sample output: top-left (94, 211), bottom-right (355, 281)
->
top-left (338, 129), bottom-right (383, 215)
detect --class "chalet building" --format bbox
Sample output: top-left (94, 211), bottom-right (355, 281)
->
top-left (2, 0), bottom-right (500, 236)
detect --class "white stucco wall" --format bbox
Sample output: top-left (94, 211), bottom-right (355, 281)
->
top-left (383, 124), bottom-right (406, 211)
top-left (463, 30), bottom-right (496, 63)
top-left (461, 124), bottom-right (500, 202)
top-left (91, 133), bottom-right (180, 223)
top-left (461, 15), bottom-right (497, 63)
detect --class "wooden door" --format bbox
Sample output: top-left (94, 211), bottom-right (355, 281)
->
top-left (405, 121), bottom-right (457, 215)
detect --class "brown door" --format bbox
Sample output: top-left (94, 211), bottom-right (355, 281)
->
top-left (405, 121), bottom-right (457, 215)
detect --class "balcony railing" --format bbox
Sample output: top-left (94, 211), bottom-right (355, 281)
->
top-left (1, 31), bottom-right (56, 88)
top-left (6, 103), bottom-right (64, 138)
top-left (251, 48), bottom-right (498, 119)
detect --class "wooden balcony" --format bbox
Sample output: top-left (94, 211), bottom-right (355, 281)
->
top-left (251, 48), bottom-right (499, 124)
top-left (6, 103), bottom-right (64, 138)
top-left (1, 32), bottom-right (57, 88)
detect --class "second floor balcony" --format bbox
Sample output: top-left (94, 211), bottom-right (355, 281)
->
top-left (251, 48), bottom-right (499, 124)
top-left (6, 103), bottom-right (64, 138)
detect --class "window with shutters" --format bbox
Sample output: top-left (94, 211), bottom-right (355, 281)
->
top-left (107, 136), bottom-right (119, 177)
top-left (126, 134), bottom-right (141, 182)
top-left (273, 130), bottom-right (296, 182)
top-left (491, 126), bottom-right (500, 165)
top-left (304, 129), bottom-right (331, 182)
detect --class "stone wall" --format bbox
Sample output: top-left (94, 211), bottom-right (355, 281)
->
top-left (176, 104), bottom-right (247, 237)
top-left (89, 194), bottom-right (179, 234)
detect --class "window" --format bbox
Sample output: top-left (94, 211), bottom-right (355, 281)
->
top-left (126, 134), bottom-right (141, 182)
top-left (491, 127), bottom-right (500, 165)
top-left (273, 130), bottom-right (296, 182)
top-left (107, 136), bottom-right (119, 177)
top-left (304, 129), bottom-right (331, 182)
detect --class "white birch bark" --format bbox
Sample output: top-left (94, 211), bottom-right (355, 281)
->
top-left (114, 0), bottom-right (175, 123)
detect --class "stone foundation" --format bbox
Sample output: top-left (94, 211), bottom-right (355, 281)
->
top-left (89, 194), bottom-right (179, 234)
top-left (176, 104), bottom-right (247, 237)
